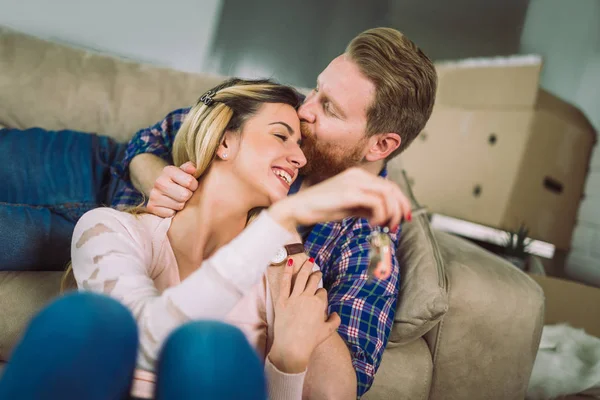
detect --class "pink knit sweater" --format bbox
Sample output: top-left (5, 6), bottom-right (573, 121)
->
top-left (71, 208), bottom-right (311, 399)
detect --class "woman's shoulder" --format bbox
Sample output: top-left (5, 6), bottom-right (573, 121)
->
top-left (76, 207), bottom-right (139, 229)
top-left (74, 208), bottom-right (165, 245)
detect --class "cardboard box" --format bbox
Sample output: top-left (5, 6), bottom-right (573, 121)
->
top-left (529, 274), bottom-right (600, 338)
top-left (400, 56), bottom-right (597, 250)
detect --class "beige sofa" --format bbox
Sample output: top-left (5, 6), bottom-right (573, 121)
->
top-left (0, 28), bottom-right (545, 399)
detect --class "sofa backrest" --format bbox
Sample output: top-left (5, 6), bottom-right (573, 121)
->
top-left (0, 26), bottom-right (224, 142)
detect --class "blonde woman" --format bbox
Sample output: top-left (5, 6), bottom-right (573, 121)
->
top-left (65, 78), bottom-right (408, 399)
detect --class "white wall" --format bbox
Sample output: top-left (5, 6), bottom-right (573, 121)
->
top-left (0, 0), bottom-right (223, 73)
top-left (520, 0), bottom-right (600, 285)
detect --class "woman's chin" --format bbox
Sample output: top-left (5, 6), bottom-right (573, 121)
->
top-left (267, 189), bottom-right (288, 204)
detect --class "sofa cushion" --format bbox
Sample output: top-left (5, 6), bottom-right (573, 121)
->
top-left (0, 271), bottom-right (63, 361)
top-left (0, 26), bottom-right (225, 142)
top-left (386, 160), bottom-right (449, 345)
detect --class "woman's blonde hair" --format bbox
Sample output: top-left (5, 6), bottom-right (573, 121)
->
top-left (172, 78), bottom-right (302, 178)
top-left (61, 78), bottom-right (303, 292)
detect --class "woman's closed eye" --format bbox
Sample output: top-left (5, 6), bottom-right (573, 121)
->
top-left (274, 133), bottom-right (288, 142)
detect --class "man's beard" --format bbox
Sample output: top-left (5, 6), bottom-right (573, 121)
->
top-left (300, 123), bottom-right (366, 184)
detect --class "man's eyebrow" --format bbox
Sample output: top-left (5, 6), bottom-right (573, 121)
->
top-left (317, 78), bottom-right (346, 119)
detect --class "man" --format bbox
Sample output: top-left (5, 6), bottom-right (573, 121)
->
top-left (1, 27), bottom-right (436, 397)
top-left (117, 28), bottom-right (436, 398)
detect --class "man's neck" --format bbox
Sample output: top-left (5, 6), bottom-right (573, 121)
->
top-left (301, 160), bottom-right (385, 190)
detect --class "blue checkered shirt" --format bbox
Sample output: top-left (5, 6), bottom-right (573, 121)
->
top-left (111, 108), bottom-right (401, 398)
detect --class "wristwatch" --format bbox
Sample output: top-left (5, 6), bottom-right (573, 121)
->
top-left (270, 243), bottom-right (306, 265)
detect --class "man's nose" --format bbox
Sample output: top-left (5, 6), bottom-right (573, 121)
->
top-left (297, 101), bottom-right (316, 123)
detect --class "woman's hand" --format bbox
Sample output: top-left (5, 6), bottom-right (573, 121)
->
top-left (268, 258), bottom-right (340, 374)
top-left (268, 167), bottom-right (412, 233)
top-left (146, 162), bottom-right (198, 217)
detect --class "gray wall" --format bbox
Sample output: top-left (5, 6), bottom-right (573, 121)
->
top-left (205, 0), bottom-right (390, 87)
top-left (387, 0), bottom-right (529, 61)
top-left (206, 0), bottom-right (530, 88)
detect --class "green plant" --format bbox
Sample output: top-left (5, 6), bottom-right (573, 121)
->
top-left (504, 224), bottom-right (532, 259)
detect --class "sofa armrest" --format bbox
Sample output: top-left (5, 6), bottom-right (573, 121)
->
top-left (365, 338), bottom-right (433, 400)
top-left (0, 271), bottom-right (63, 361)
top-left (424, 231), bottom-right (544, 400)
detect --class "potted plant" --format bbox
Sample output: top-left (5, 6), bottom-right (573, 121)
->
top-left (502, 224), bottom-right (531, 270)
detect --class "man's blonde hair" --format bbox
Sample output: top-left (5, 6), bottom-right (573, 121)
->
top-left (346, 27), bottom-right (437, 159)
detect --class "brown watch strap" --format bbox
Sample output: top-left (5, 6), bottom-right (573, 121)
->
top-left (285, 243), bottom-right (305, 256)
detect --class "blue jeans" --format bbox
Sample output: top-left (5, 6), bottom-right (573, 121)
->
top-left (0, 128), bottom-right (126, 271)
top-left (0, 292), bottom-right (267, 400)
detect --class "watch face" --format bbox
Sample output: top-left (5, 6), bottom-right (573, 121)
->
top-left (271, 247), bottom-right (287, 264)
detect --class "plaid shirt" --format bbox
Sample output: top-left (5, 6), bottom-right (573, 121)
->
top-left (111, 108), bottom-right (402, 398)
top-left (291, 175), bottom-right (401, 398)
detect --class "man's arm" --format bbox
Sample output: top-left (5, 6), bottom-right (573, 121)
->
top-left (303, 332), bottom-right (356, 399)
top-left (110, 108), bottom-right (190, 209)
top-left (129, 153), bottom-right (169, 196)
top-left (113, 108), bottom-right (189, 191)
top-left (318, 221), bottom-right (401, 398)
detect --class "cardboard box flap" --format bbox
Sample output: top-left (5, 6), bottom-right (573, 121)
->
top-left (434, 55), bottom-right (543, 109)
top-left (536, 89), bottom-right (598, 140)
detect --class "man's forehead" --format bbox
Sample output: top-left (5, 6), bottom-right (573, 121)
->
top-left (319, 55), bottom-right (375, 116)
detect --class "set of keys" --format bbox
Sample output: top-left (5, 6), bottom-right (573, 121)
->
top-left (366, 170), bottom-right (421, 282)
top-left (366, 227), bottom-right (393, 282)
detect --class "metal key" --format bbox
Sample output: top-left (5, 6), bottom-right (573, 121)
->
top-left (367, 227), bottom-right (392, 281)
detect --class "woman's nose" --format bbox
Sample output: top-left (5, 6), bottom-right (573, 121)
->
top-left (289, 146), bottom-right (307, 169)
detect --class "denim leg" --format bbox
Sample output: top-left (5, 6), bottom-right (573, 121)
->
top-left (0, 292), bottom-right (138, 400)
top-left (0, 203), bottom-right (74, 271)
top-left (0, 128), bottom-right (126, 270)
top-left (155, 321), bottom-right (267, 400)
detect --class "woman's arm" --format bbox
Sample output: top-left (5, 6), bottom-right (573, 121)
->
top-left (262, 257), bottom-right (338, 400)
top-left (71, 207), bottom-right (293, 371)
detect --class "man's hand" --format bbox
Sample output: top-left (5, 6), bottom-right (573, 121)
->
top-left (146, 162), bottom-right (198, 217)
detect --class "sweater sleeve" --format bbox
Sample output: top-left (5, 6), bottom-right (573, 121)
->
top-left (71, 207), bottom-right (293, 371)
top-left (264, 356), bottom-right (306, 400)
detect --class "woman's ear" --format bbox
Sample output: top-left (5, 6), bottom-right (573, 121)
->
top-left (217, 130), bottom-right (241, 160)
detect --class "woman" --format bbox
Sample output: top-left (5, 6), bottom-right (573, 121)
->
top-left (68, 78), bottom-right (408, 399)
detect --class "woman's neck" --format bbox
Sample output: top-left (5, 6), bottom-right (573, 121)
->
top-left (167, 167), bottom-right (253, 280)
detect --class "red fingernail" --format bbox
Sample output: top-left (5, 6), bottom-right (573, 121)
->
top-left (287, 259), bottom-right (294, 267)
top-left (309, 257), bottom-right (315, 263)
top-left (407, 213), bottom-right (412, 222)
